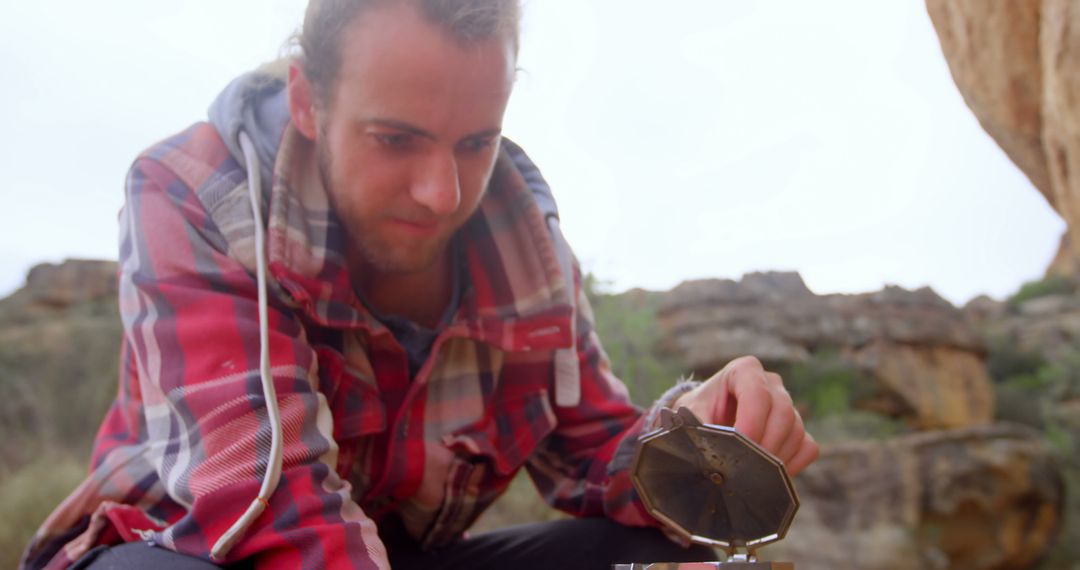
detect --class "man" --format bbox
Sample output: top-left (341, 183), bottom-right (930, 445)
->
top-left (23, 1), bottom-right (818, 568)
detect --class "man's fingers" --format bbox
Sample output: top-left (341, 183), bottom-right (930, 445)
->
top-left (759, 399), bottom-right (796, 456)
top-left (728, 370), bottom-right (772, 443)
top-left (775, 409), bottom-right (806, 463)
top-left (785, 433), bottom-right (820, 476)
top-left (674, 356), bottom-right (820, 477)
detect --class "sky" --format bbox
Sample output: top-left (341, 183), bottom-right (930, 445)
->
top-left (0, 1), bottom-right (1066, 306)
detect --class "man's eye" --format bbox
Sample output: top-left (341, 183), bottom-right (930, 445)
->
top-left (373, 132), bottom-right (415, 149)
top-left (459, 137), bottom-right (497, 154)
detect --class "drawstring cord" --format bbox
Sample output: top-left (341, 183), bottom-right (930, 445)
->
top-left (210, 131), bottom-right (285, 561)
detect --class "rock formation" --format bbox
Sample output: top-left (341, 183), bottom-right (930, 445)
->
top-left (657, 272), bottom-right (994, 429)
top-left (970, 292), bottom-right (1080, 365)
top-left (766, 425), bottom-right (1064, 570)
top-left (22, 259), bottom-right (117, 308)
top-left (926, 0), bottom-right (1080, 278)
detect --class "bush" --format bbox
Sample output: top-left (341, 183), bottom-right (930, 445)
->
top-left (584, 275), bottom-right (686, 406)
top-left (1007, 275), bottom-right (1078, 309)
top-left (985, 334), bottom-right (1046, 384)
top-left (778, 351), bottom-right (874, 420)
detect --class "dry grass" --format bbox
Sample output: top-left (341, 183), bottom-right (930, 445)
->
top-left (0, 452), bottom-right (87, 569)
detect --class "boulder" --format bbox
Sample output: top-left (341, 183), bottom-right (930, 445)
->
top-left (1042, 0), bottom-right (1080, 277)
top-left (765, 424), bottom-right (1064, 570)
top-left (846, 342), bottom-right (994, 429)
top-left (657, 274), bottom-right (994, 429)
top-left (926, 0), bottom-right (1080, 278)
top-left (925, 0), bottom-right (1048, 203)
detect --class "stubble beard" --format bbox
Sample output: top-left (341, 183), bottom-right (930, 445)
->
top-left (316, 140), bottom-right (449, 277)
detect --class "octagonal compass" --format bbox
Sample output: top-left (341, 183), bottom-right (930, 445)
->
top-left (614, 407), bottom-right (799, 569)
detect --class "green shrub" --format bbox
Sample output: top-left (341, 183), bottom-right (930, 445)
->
top-left (584, 274), bottom-right (686, 406)
top-left (778, 351), bottom-right (872, 420)
top-left (1007, 275), bottom-right (1078, 309)
top-left (985, 335), bottom-right (1046, 384)
top-left (992, 348), bottom-right (1080, 429)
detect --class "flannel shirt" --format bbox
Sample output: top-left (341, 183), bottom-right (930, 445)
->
top-left (22, 121), bottom-right (683, 569)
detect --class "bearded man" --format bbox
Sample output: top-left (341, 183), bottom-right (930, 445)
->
top-left (22, 1), bottom-right (817, 568)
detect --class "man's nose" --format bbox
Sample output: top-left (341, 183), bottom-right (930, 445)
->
top-left (411, 150), bottom-right (461, 216)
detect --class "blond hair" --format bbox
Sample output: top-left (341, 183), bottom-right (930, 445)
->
top-left (299, 0), bottom-right (521, 103)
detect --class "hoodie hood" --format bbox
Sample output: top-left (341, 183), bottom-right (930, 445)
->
top-left (208, 67), bottom-right (292, 193)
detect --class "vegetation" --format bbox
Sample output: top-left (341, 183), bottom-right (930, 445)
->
top-left (1006, 274), bottom-right (1078, 310)
top-left (0, 454), bottom-right (87, 568)
top-left (583, 274), bottom-right (685, 406)
top-left (984, 338), bottom-right (1080, 569)
top-left (0, 295), bottom-right (120, 567)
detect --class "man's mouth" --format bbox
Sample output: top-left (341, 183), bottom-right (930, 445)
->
top-left (388, 218), bottom-right (441, 237)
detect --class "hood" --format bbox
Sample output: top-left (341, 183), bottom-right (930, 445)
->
top-left (208, 64), bottom-right (292, 193)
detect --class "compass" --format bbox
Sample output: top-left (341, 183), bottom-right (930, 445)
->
top-left (613, 407), bottom-right (799, 569)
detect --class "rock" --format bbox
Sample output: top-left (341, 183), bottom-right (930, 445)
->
top-left (1047, 231), bottom-right (1080, 278)
top-left (1042, 0), bottom-right (1080, 271)
top-left (22, 259), bottom-right (117, 309)
top-left (962, 295), bottom-right (1007, 326)
top-left (1017, 293), bottom-right (1079, 317)
top-left (925, 0), bottom-right (1049, 204)
top-left (983, 293), bottom-right (1080, 365)
top-left (765, 424), bottom-right (1064, 570)
top-left (657, 275), bottom-right (993, 429)
top-left (926, 0), bottom-right (1080, 278)
top-left (846, 342), bottom-right (994, 429)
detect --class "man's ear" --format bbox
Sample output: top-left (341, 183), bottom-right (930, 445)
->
top-left (288, 61), bottom-right (319, 141)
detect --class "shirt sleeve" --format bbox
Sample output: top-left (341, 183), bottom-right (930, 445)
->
top-left (118, 156), bottom-right (388, 569)
top-left (524, 258), bottom-right (696, 526)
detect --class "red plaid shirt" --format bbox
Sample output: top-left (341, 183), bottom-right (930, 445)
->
top-left (22, 123), bottom-right (679, 569)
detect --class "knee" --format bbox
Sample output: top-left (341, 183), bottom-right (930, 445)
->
top-left (583, 519), bottom-right (716, 565)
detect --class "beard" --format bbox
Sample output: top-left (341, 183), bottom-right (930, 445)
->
top-left (316, 139), bottom-right (452, 276)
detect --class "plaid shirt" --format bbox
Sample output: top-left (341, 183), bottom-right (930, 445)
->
top-left (22, 123), bottom-right (677, 569)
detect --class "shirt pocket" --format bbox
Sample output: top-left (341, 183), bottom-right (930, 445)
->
top-left (316, 345), bottom-right (386, 441)
top-left (441, 388), bottom-right (558, 476)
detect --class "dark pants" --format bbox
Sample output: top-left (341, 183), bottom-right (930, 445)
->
top-left (74, 518), bottom-right (715, 569)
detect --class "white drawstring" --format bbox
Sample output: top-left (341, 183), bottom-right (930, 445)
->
top-left (210, 131), bottom-right (285, 561)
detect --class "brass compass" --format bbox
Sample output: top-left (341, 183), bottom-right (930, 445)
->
top-left (614, 407), bottom-right (799, 569)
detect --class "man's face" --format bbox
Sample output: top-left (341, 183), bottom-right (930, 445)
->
top-left (306, 3), bottom-right (516, 276)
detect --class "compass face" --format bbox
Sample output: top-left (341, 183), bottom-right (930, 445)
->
top-left (630, 408), bottom-right (799, 550)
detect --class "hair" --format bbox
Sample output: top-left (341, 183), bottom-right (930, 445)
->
top-left (298, 0), bottom-right (521, 104)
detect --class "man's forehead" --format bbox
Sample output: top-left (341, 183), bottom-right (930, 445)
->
top-left (324, 2), bottom-right (515, 128)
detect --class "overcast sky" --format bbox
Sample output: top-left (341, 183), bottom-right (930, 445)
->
top-left (0, 1), bottom-right (1065, 306)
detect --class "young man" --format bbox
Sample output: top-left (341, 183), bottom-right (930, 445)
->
top-left (23, 1), bottom-right (817, 568)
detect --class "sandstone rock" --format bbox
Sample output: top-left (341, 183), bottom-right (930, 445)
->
top-left (1042, 0), bottom-right (1080, 268)
top-left (765, 424), bottom-right (1064, 570)
top-left (926, 0), bottom-right (1080, 278)
top-left (657, 275), bottom-right (993, 429)
top-left (1047, 231), bottom-right (1079, 278)
top-left (846, 341), bottom-right (994, 429)
top-left (962, 295), bottom-right (1007, 326)
top-left (22, 259), bottom-right (117, 309)
top-left (925, 0), bottom-right (1049, 204)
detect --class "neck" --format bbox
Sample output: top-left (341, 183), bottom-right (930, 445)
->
top-left (351, 250), bottom-right (455, 329)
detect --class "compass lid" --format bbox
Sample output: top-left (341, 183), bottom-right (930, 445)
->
top-left (630, 407), bottom-right (799, 550)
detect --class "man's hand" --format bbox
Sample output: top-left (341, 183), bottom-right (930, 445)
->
top-left (671, 355), bottom-right (819, 476)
